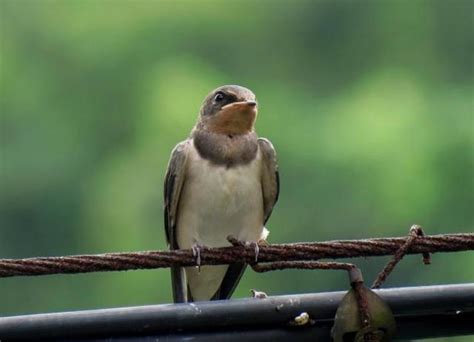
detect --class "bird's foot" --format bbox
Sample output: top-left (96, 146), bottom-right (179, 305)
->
top-left (191, 242), bottom-right (206, 272)
top-left (250, 241), bottom-right (260, 263)
top-left (251, 289), bottom-right (268, 299)
top-left (227, 235), bottom-right (260, 263)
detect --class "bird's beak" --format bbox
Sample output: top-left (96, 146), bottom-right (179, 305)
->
top-left (221, 100), bottom-right (258, 114)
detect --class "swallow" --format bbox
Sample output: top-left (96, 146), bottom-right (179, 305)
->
top-left (164, 85), bottom-right (279, 303)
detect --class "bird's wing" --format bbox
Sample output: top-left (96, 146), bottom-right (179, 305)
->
top-left (164, 140), bottom-right (190, 303)
top-left (209, 263), bottom-right (247, 301)
top-left (212, 138), bottom-right (279, 301)
top-left (258, 138), bottom-right (280, 225)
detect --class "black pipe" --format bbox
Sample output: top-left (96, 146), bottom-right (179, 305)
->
top-left (1, 284), bottom-right (473, 341)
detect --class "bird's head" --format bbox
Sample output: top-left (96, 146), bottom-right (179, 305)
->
top-left (198, 85), bottom-right (258, 136)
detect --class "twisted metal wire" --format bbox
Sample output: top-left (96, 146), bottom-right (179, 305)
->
top-left (1, 232), bottom-right (472, 278)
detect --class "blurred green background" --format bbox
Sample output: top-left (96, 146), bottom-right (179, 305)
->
top-left (0, 0), bottom-right (473, 332)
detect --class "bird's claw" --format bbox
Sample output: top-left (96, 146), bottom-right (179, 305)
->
top-left (227, 235), bottom-right (240, 246)
top-left (226, 235), bottom-right (260, 263)
top-left (251, 241), bottom-right (259, 263)
top-left (191, 243), bottom-right (204, 272)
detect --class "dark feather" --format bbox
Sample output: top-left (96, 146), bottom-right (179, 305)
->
top-left (192, 128), bottom-right (258, 168)
top-left (258, 138), bottom-right (280, 224)
top-left (163, 140), bottom-right (190, 303)
top-left (210, 263), bottom-right (247, 300)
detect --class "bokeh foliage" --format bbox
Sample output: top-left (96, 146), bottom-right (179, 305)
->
top-left (1, 0), bottom-right (473, 332)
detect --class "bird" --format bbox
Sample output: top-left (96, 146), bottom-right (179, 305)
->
top-left (164, 85), bottom-right (279, 303)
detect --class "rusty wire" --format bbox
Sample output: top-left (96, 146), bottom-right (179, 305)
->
top-left (0, 231), bottom-right (472, 278)
top-left (372, 225), bottom-right (430, 289)
top-left (243, 226), bottom-right (448, 341)
top-left (2, 229), bottom-right (470, 342)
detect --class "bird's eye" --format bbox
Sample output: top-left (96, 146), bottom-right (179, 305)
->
top-left (214, 92), bottom-right (225, 102)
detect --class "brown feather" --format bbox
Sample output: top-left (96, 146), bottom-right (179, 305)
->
top-left (192, 128), bottom-right (258, 167)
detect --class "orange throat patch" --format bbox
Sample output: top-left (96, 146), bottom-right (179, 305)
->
top-left (207, 102), bottom-right (257, 135)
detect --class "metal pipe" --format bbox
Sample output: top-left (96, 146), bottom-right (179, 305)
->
top-left (1, 284), bottom-right (473, 340)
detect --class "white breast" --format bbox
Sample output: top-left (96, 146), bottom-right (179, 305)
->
top-left (176, 140), bottom-right (265, 300)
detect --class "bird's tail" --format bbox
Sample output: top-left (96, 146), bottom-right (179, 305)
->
top-left (171, 266), bottom-right (187, 303)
